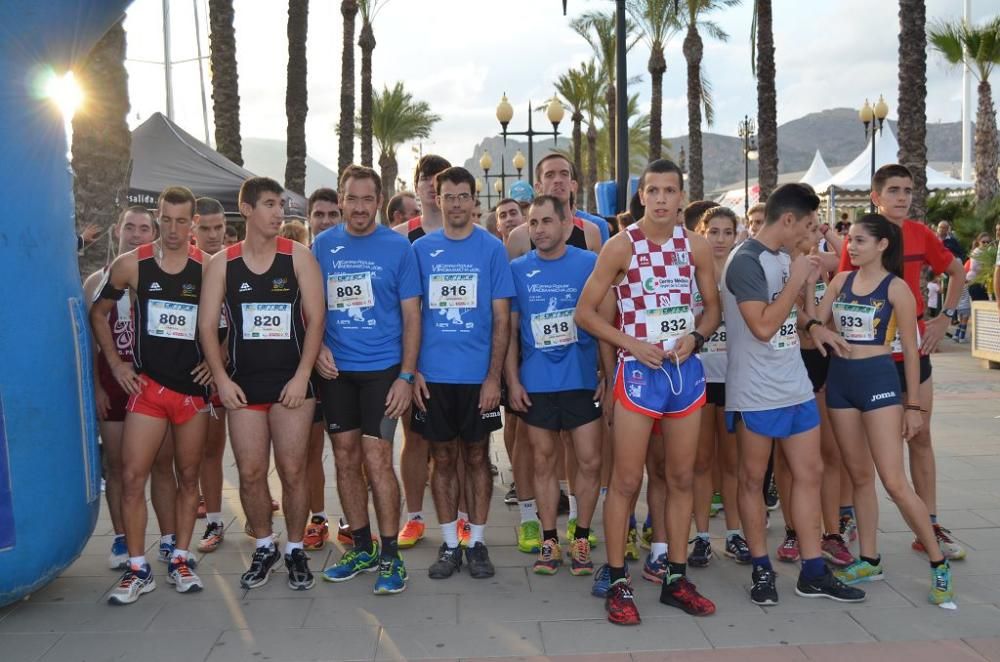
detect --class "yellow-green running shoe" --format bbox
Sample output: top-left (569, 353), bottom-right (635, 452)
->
top-left (929, 561), bottom-right (954, 605)
top-left (566, 518), bottom-right (598, 548)
top-left (625, 527), bottom-right (641, 561)
top-left (517, 520), bottom-right (541, 554)
top-left (834, 558), bottom-right (884, 585)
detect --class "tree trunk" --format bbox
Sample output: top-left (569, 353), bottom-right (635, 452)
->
top-left (338, 0), bottom-right (359, 173)
top-left (284, 0), bottom-right (309, 196)
top-left (755, 0), bottom-right (778, 200)
top-left (683, 25), bottom-right (704, 200)
top-left (72, 19), bottom-right (131, 277)
top-left (648, 43), bottom-right (666, 162)
top-left (208, 0), bottom-right (242, 165)
top-left (359, 20), bottom-right (375, 168)
top-left (379, 150), bottom-right (398, 223)
top-left (896, 0), bottom-right (927, 219)
top-left (572, 111), bottom-right (585, 209)
top-left (975, 79), bottom-right (1000, 203)
top-left (586, 123), bottom-right (599, 213)
top-left (606, 85), bottom-right (616, 176)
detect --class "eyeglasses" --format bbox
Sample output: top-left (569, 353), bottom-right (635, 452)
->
top-left (441, 193), bottom-right (472, 204)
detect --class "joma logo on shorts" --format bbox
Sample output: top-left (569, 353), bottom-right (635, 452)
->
top-left (870, 391), bottom-right (896, 402)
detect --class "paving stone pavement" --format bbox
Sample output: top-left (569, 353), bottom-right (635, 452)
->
top-left (2, 343), bottom-right (999, 661)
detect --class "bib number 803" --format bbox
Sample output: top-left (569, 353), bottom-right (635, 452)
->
top-left (335, 285), bottom-right (362, 298)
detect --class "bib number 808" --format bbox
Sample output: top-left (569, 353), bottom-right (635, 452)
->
top-left (159, 313), bottom-right (187, 326)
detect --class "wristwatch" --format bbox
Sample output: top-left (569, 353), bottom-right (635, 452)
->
top-left (690, 331), bottom-right (705, 352)
top-left (804, 319), bottom-right (823, 333)
top-left (942, 308), bottom-right (956, 318)
top-left (398, 372), bottom-right (415, 384)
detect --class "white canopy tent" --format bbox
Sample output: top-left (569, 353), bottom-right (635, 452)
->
top-left (800, 150), bottom-right (833, 188)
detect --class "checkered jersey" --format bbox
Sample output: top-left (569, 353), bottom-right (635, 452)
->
top-left (615, 223), bottom-right (694, 359)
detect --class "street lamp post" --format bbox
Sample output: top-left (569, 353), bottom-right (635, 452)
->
top-left (859, 95), bottom-right (889, 213)
top-left (495, 94), bottom-right (564, 183)
top-left (738, 115), bottom-right (759, 217)
top-left (479, 150), bottom-right (526, 209)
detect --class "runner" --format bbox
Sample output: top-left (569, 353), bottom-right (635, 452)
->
top-left (721, 182), bottom-right (865, 606)
top-left (199, 176), bottom-right (326, 591)
top-left (92, 187), bottom-right (212, 605)
top-left (224, 225), bottom-right (239, 247)
top-left (411, 166), bottom-right (513, 580)
top-left (307, 187), bottom-right (341, 239)
top-left (505, 195), bottom-right (603, 577)
top-left (576, 159), bottom-right (721, 625)
top-left (495, 197), bottom-right (526, 244)
top-left (313, 165), bottom-right (419, 594)
top-left (837, 164), bottom-right (968, 561)
top-left (386, 191), bottom-right (420, 228)
top-left (807, 213), bottom-right (954, 604)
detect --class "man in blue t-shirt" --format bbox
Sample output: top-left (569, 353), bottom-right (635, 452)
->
top-left (311, 165), bottom-right (420, 596)
top-left (506, 195), bottom-right (603, 578)
top-left (411, 166), bottom-right (515, 581)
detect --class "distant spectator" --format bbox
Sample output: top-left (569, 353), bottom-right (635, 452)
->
top-left (77, 222), bottom-right (101, 252)
top-left (683, 200), bottom-right (717, 232)
top-left (936, 220), bottom-right (966, 262)
top-left (307, 187), bottom-right (340, 238)
top-left (386, 191), bottom-right (420, 227)
top-left (279, 218), bottom-right (308, 244)
top-left (224, 224), bottom-right (239, 246)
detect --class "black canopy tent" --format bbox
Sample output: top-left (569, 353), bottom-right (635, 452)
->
top-left (127, 112), bottom-right (306, 217)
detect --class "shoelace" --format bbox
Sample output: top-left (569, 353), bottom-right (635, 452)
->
top-left (173, 561), bottom-right (194, 578)
top-left (730, 535), bottom-right (749, 552)
top-left (935, 525), bottom-right (956, 543)
top-left (539, 542), bottom-right (557, 561)
top-left (572, 539), bottom-right (590, 561)
top-left (781, 535), bottom-right (797, 549)
top-left (753, 569), bottom-right (774, 588)
top-left (933, 567), bottom-right (949, 591)
top-left (118, 569), bottom-right (140, 588)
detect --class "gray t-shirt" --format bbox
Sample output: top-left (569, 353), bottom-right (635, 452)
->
top-left (721, 239), bottom-right (813, 411)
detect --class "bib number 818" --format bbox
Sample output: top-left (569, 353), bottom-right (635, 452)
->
top-left (543, 321), bottom-right (570, 335)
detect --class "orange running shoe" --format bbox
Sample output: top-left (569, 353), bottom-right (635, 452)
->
top-left (336, 518), bottom-right (353, 545)
top-left (398, 518), bottom-right (426, 549)
top-left (303, 516), bottom-right (329, 551)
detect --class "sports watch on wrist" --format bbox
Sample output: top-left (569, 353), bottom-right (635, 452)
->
top-left (398, 372), bottom-right (415, 384)
top-left (941, 308), bottom-right (956, 318)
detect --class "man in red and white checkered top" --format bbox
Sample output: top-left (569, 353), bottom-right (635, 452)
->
top-left (576, 159), bottom-right (722, 625)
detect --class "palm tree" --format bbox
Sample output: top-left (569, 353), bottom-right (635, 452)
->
top-left (897, 0), bottom-right (928, 219)
top-left (371, 82), bottom-right (441, 215)
top-left (570, 11), bottom-right (639, 173)
top-left (72, 19), bottom-right (132, 277)
top-left (358, 1), bottom-right (390, 168)
top-left (338, 0), bottom-right (359, 174)
top-left (555, 64), bottom-right (590, 207)
top-left (752, 0), bottom-right (777, 199)
top-left (579, 60), bottom-right (604, 213)
top-left (284, 0), bottom-right (309, 196)
top-left (681, 0), bottom-right (739, 201)
top-left (627, 0), bottom-right (682, 161)
top-left (208, 0), bottom-right (242, 165)
top-left (929, 17), bottom-right (1000, 203)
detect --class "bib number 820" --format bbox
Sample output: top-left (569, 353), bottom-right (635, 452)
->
top-left (253, 315), bottom-right (281, 327)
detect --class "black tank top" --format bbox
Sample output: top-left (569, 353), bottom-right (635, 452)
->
top-left (223, 237), bottom-right (310, 403)
top-left (132, 243), bottom-right (207, 396)
top-left (530, 217), bottom-right (587, 250)
top-left (405, 217), bottom-right (425, 243)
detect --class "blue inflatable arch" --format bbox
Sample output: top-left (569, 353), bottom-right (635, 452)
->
top-left (0, 0), bottom-right (131, 607)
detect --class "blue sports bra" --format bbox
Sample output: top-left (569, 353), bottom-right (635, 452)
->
top-left (833, 272), bottom-right (897, 346)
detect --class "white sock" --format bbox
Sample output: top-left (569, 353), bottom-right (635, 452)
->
top-left (171, 549), bottom-right (189, 561)
top-left (559, 480), bottom-right (569, 494)
top-left (408, 511), bottom-right (423, 521)
top-left (726, 529), bottom-right (742, 541)
top-left (312, 511), bottom-right (328, 522)
top-left (256, 536), bottom-right (275, 549)
top-left (160, 534), bottom-right (175, 545)
top-left (113, 533), bottom-right (125, 541)
top-left (469, 523), bottom-right (486, 546)
top-left (207, 512), bottom-right (224, 526)
top-left (442, 520), bottom-right (459, 548)
top-left (519, 499), bottom-right (538, 523)
top-left (458, 510), bottom-right (469, 523)
top-left (600, 486), bottom-right (608, 499)
top-left (568, 494), bottom-right (578, 520)
top-left (651, 542), bottom-right (668, 558)
top-left (284, 541), bottom-right (303, 555)
top-left (696, 531), bottom-right (710, 541)
top-left (129, 555), bottom-right (147, 568)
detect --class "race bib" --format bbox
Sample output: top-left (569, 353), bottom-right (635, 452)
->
top-left (813, 282), bottom-right (827, 307)
top-left (530, 309), bottom-right (577, 348)
top-left (147, 300), bottom-right (197, 340)
top-left (429, 273), bottom-right (477, 309)
top-left (833, 301), bottom-right (876, 342)
top-left (646, 305), bottom-right (694, 344)
top-left (890, 325), bottom-right (922, 354)
top-left (242, 302), bottom-right (292, 340)
top-left (327, 272), bottom-right (374, 310)
top-left (769, 309), bottom-right (799, 351)
top-left (702, 321), bottom-right (726, 353)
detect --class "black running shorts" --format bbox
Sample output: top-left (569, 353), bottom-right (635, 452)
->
top-left (410, 382), bottom-right (502, 443)
top-left (319, 364), bottom-right (400, 440)
top-left (515, 389), bottom-right (601, 432)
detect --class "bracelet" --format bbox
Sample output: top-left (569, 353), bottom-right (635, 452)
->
top-left (903, 404), bottom-right (923, 412)
top-left (804, 319), bottom-right (822, 333)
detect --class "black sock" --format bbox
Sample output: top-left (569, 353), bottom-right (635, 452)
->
top-left (667, 561), bottom-right (686, 578)
top-left (930, 558), bottom-right (947, 568)
top-left (575, 526), bottom-right (590, 542)
top-left (609, 565), bottom-right (627, 583)
top-left (352, 524), bottom-right (373, 552)
top-left (543, 529), bottom-right (558, 543)
top-left (860, 554), bottom-right (881, 567)
top-left (380, 535), bottom-right (399, 560)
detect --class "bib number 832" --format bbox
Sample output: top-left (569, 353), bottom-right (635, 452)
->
top-left (660, 318), bottom-right (687, 334)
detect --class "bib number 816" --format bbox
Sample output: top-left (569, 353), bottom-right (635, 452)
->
top-left (440, 285), bottom-right (467, 297)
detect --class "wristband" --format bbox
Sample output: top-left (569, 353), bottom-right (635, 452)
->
top-left (804, 319), bottom-right (822, 333)
top-left (690, 331), bottom-right (705, 352)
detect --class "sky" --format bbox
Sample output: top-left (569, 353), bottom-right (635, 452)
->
top-left (119, 0), bottom-right (993, 190)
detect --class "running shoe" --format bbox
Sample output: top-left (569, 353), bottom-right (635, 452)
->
top-left (777, 528), bottom-right (800, 562)
top-left (639, 524), bottom-right (653, 550)
top-left (750, 566), bottom-right (778, 605)
top-left (108, 534), bottom-right (128, 570)
top-left (821, 534), bottom-right (855, 567)
top-left (660, 575), bottom-right (716, 616)
top-left (157, 539), bottom-right (176, 564)
top-left (557, 491), bottom-right (570, 515)
top-left (710, 492), bottom-right (723, 517)
top-left (302, 516), bottom-right (329, 551)
top-left (765, 478), bottom-right (780, 511)
top-left (457, 518), bottom-right (471, 548)
top-left (397, 518), bottom-right (425, 549)
top-left (724, 533), bottom-right (752, 564)
top-left (322, 541), bottom-right (380, 582)
top-left (465, 542), bottom-right (496, 579)
top-left (605, 578), bottom-right (641, 626)
top-left (642, 552), bottom-right (668, 584)
top-left (569, 537), bottom-right (594, 576)
top-left (196, 496), bottom-right (207, 519)
top-left (373, 556), bottom-right (408, 595)
top-left (286, 548), bottom-right (315, 590)
top-left (503, 484), bottom-right (518, 505)
top-left (337, 518), bottom-right (352, 545)
top-left (428, 544), bottom-right (463, 579)
top-left (490, 462), bottom-right (499, 477)
top-left (517, 520), bottom-right (541, 554)
top-left (912, 524), bottom-right (967, 561)
top-left (688, 537), bottom-right (713, 567)
top-left (198, 522), bottom-right (225, 553)
top-left (795, 567), bottom-right (867, 602)
top-left (566, 518), bottom-right (598, 548)
top-left (166, 557), bottom-right (203, 593)
top-left (625, 527), bottom-right (641, 561)
top-left (533, 538), bottom-right (562, 575)
top-left (241, 545), bottom-right (281, 589)
top-left (928, 561), bottom-right (954, 605)
top-left (834, 558), bottom-right (884, 585)
top-left (593, 563), bottom-right (631, 598)
top-left (839, 513), bottom-right (858, 543)
top-left (107, 563), bottom-right (155, 605)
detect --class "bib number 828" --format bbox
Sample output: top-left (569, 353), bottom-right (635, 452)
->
top-left (159, 313), bottom-right (187, 326)
top-left (253, 315), bottom-right (281, 327)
